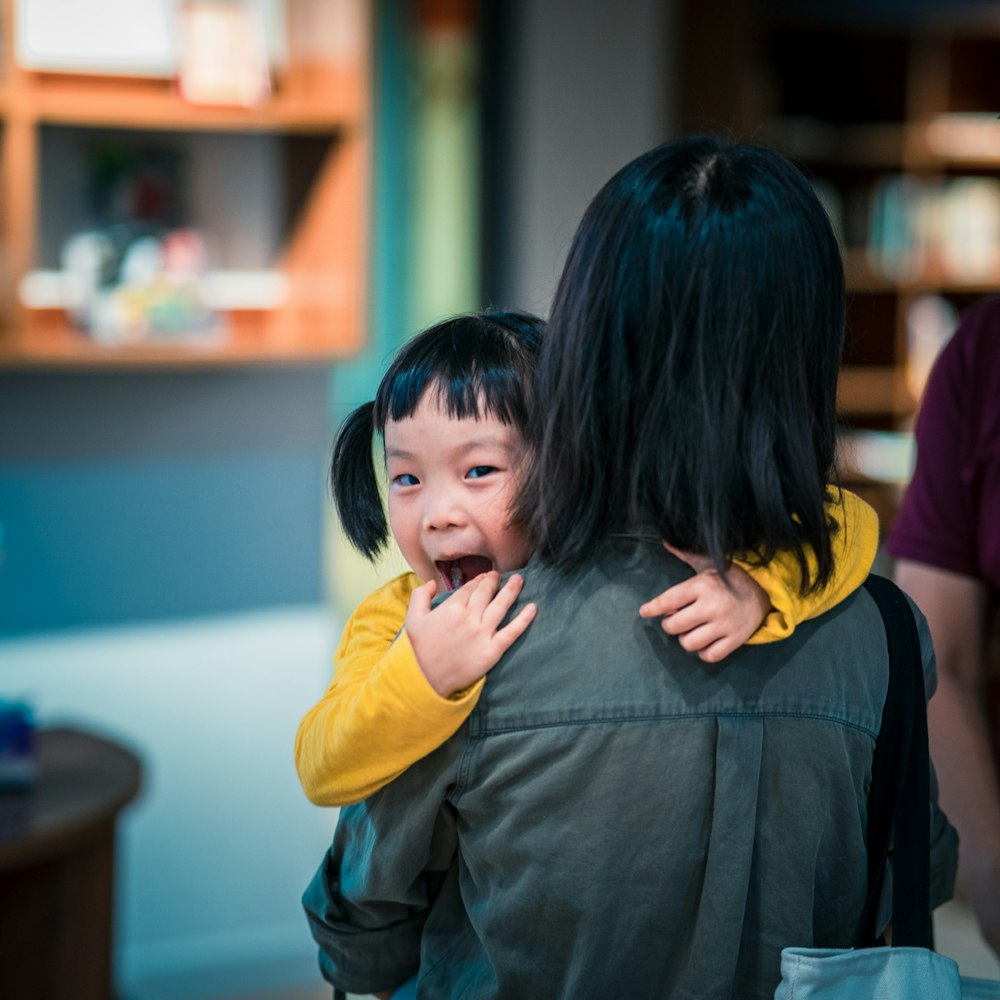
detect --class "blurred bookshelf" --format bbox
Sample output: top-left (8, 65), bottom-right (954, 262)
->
top-left (680, 0), bottom-right (1000, 516)
top-left (0, 0), bottom-right (371, 368)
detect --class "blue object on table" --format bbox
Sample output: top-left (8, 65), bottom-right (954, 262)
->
top-left (0, 701), bottom-right (38, 789)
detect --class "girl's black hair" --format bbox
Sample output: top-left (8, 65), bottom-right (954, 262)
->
top-left (517, 134), bottom-right (845, 591)
top-left (332, 309), bottom-right (544, 560)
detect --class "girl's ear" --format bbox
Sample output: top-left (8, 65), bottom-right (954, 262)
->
top-left (331, 401), bottom-right (390, 560)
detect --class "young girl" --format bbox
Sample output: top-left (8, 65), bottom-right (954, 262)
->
top-left (295, 309), bottom-right (878, 807)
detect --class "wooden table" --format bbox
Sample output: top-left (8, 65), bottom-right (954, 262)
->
top-left (0, 727), bottom-right (142, 1000)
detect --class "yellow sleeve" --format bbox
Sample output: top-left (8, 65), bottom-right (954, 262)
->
top-left (741, 488), bottom-right (879, 644)
top-left (293, 571), bottom-right (484, 806)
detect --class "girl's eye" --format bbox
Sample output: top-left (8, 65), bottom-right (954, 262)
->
top-left (466, 465), bottom-right (497, 479)
top-left (392, 473), bottom-right (419, 487)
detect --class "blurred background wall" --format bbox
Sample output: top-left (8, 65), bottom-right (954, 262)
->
top-left (4, 0), bottom-right (1000, 996)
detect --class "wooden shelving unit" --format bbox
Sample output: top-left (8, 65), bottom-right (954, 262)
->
top-left (680, 0), bottom-right (1000, 432)
top-left (0, 0), bottom-right (371, 368)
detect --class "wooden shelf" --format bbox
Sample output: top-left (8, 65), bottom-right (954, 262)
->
top-left (843, 251), bottom-right (897, 293)
top-left (836, 365), bottom-right (915, 419)
top-left (0, 336), bottom-right (356, 369)
top-left (844, 249), bottom-right (1000, 295)
top-left (764, 2), bottom-right (1000, 35)
top-left (908, 116), bottom-right (1000, 170)
top-left (14, 71), bottom-right (365, 133)
top-left (763, 120), bottom-right (907, 168)
top-left (0, 294), bottom-right (364, 368)
top-left (0, 0), bottom-right (371, 369)
top-left (764, 117), bottom-right (1000, 172)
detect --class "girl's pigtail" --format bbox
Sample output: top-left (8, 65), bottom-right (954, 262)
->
top-left (330, 401), bottom-right (390, 561)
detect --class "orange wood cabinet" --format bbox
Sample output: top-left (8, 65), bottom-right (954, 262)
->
top-left (0, 0), bottom-right (370, 368)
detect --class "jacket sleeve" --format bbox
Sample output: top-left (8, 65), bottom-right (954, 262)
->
top-left (302, 724), bottom-right (466, 994)
top-left (742, 488), bottom-right (880, 644)
top-left (294, 572), bottom-right (484, 805)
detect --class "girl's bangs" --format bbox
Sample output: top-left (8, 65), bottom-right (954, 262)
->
top-left (378, 360), bottom-right (527, 430)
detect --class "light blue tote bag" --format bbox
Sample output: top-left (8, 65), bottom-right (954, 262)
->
top-left (773, 577), bottom-right (1000, 1000)
top-left (775, 945), bottom-right (998, 999)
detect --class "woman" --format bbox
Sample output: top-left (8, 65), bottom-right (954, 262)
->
top-left (303, 135), bottom-right (957, 1000)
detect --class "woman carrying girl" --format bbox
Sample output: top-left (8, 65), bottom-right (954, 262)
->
top-left (302, 135), bottom-right (956, 999)
top-left (296, 309), bottom-right (876, 807)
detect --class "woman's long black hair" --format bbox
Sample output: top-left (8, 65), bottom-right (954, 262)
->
top-left (517, 134), bottom-right (845, 591)
top-left (332, 310), bottom-right (544, 560)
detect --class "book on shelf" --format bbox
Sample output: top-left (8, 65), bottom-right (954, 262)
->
top-left (177, 1), bottom-right (272, 108)
top-left (836, 429), bottom-right (915, 487)
top-left (868, 174), bottom-right (1000, 283)
top-left (812, 168), bottom-right (1000, 286)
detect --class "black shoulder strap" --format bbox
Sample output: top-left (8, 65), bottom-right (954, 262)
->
top-left (859, 573), bottom-right (931, 949)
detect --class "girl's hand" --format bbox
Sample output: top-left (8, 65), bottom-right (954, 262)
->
top-left (406, 572), bottom-right (537, 698)
top-left (639, 545), bottom-right (771, 663)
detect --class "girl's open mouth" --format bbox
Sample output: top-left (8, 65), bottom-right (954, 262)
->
top-left (436, 556), bottom-right (494, 590)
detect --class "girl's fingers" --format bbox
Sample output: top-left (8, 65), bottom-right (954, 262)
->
top-left (407, 579), bottom-right (437, 619)
top-left (449, 570), bottom-right (490, 607)
top-left (481, 573), bottom-right (525, 628)
top-left (639, 580), bottom-right (696, 618)
top-left (657, 602), bottom-right (711, 636)
top-left (492, 601), bottom-right (537, 652)
top-left (670, 620), bottom-right (723, 653)
top-left (662, 541), bottom-right (715, 574)
top-left (465, 570), bottom-right (501, 613)
top-left (696, 635), bottom-right (740, 664)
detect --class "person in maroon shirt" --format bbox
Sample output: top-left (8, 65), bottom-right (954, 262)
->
top-left (888, 294), bottom-right (1000, 958)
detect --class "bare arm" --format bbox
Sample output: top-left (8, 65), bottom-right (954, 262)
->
top-left (895, 559), bottom-right (1000, 956)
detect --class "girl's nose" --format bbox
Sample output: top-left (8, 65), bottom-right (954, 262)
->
top-left (423, 487), bottom-right (466, 531)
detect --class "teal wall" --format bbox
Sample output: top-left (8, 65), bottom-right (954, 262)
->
top-left (0, 369), bottom-right (329, 636)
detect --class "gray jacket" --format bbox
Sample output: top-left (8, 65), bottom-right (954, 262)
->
top-left (304, 538), bottom-right (958, 999)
